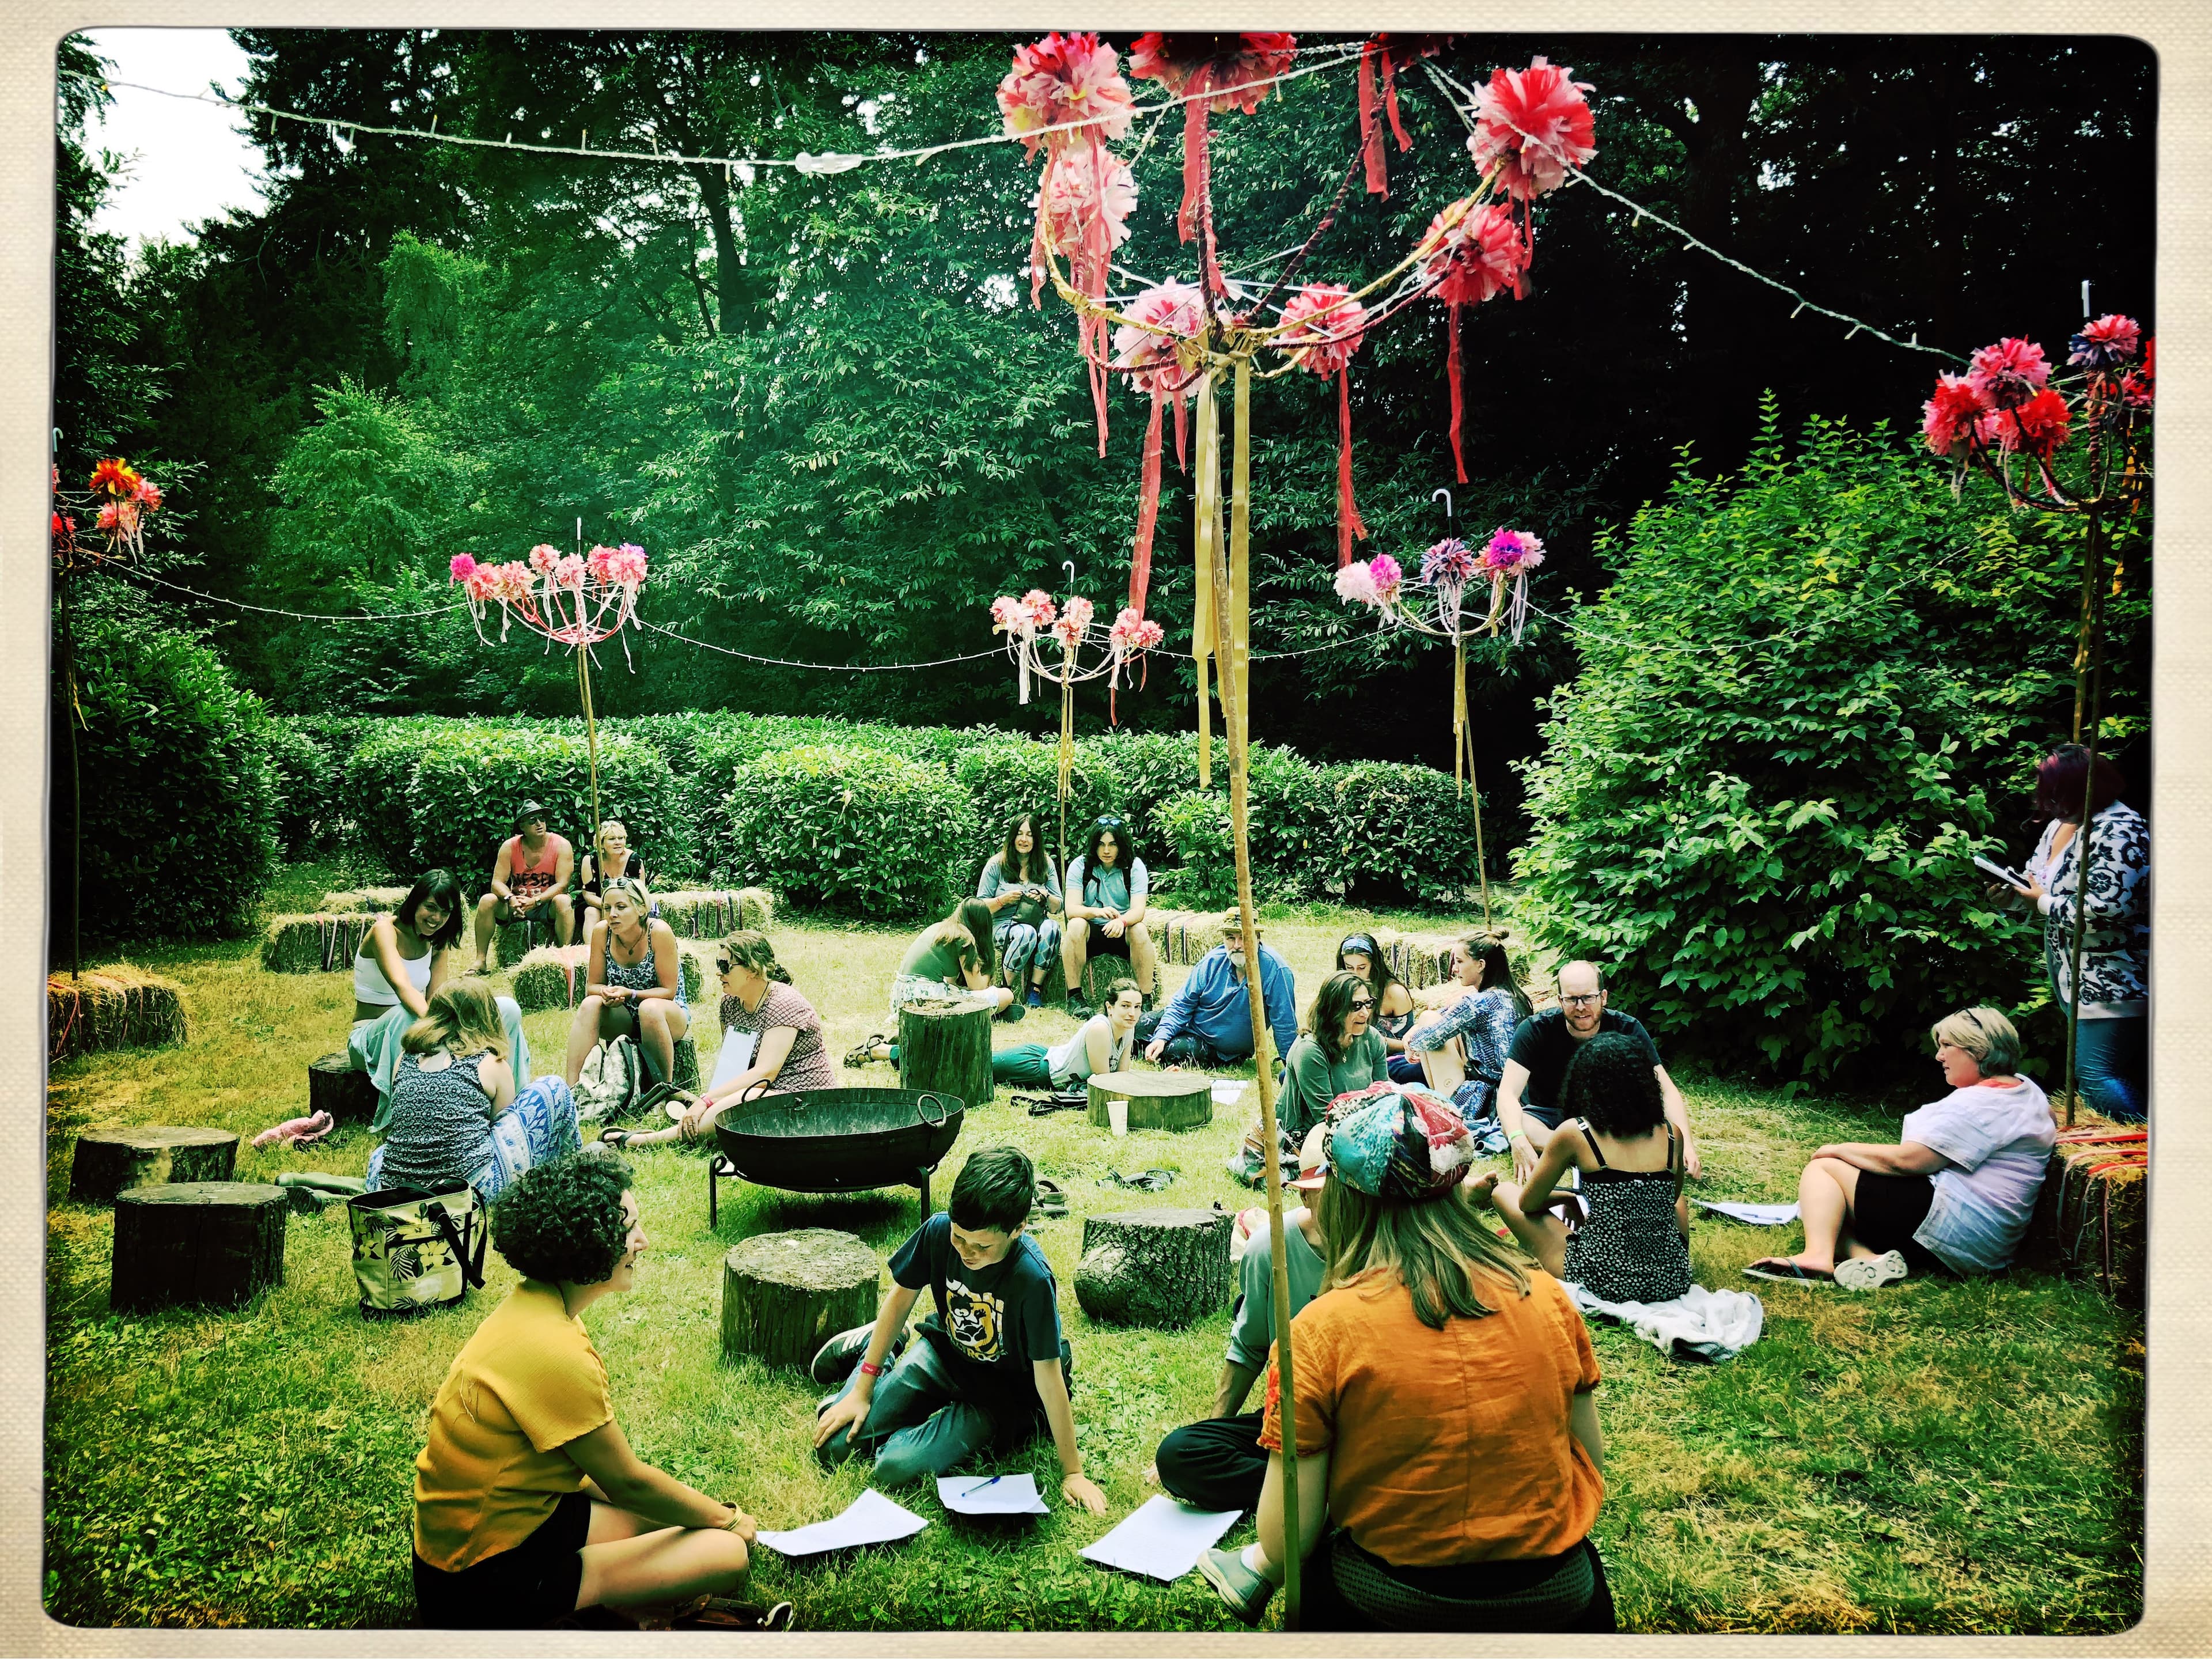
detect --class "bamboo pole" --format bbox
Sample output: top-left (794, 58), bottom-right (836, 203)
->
top-left (577, 641), bottom-right (603, 840)
top-left (1207, 351), bottom-right (1302, 1627)
top-left (2060, 507), bottom-right (2111, 1127)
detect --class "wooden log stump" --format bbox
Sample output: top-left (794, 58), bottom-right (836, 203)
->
top-left (642, 1034), bottom-right (701, 1093)
top-left (896, 998), bottom-right (993, 1110)
top-left (1074, 1207), bottom-right (1233, 1328)
top-left (111, 1183), bottom-right (287, 1313)
top-left (721, 1228), bottom-right (883, 1369)
top-left (1086, 1069), bottom-right (1213, 1132)
top-left (70, 1126), bottom-right (238, 1205)
top-left (309, 1052), bottom-right (382, 1125)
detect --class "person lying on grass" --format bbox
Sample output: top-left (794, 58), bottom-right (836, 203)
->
top-left (368, 980), bottom-right (581, 1199)
top-left (601, 932), bottom-right (833, 1152)
top-left (809, 1145), bottom-right (1108, 1513)
top-left (993, 976), bottom-right (1141, 1090)
top-left (1195, 1089), bottom-right (1614, 1633)
top-left (412, 1155), bottom-right (784, 1632)
top-left (1745, 1006), bottom-right (2055, 1290)
top-left (561, 879), bottom-right (689, 1092)
top-left (1478, 1032), bottom-right (1692, 1307)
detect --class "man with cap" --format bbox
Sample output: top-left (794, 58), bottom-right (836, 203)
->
top-left (470, 800), bottom-right (575, 974)
top-left (1146, 1122), bottom-right (1332, 1513)
top-left (1138, 908), bottom-right (1298, 1073)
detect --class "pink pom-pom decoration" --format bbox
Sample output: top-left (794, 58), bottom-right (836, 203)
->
top-left (1482, 528), bottom-right (1546, 575)
top-left (1113, 281), bottom-right (1207, 397)
top-left (990, 595), bottom-right (1028, 634)
top-left (1469, 57), bottom-right (1597, 200)
top-left (1367, 554), bottom-right (1404, 601)
top-left (1421, 537), bottom-right (1479, 587)
top-left (1126, 31), bottom-right (1297, 114)
top-left (1109, 607), bottom-right (1164, 651)
top-left (1418, 199), bottom-right (1528, 306)
top-left (1965, 337), bottom-right (2050, 411)
top-left (997, 31), bottom-right (1135, 160)
top-left (528, 543), bottom-right (561, 574)
top-left (1277, 284), bottom-right (1368, 377)
top-left (1021, 588), bottom-right (1059, 628)
top-left (2069, 313), bottom-right (2141, 370)
top-left (1041, 145), bottom-right (1138, 258)
top-left (1921, 374), bottom-right (1989, 457)
top-left (131, 479), bottom-right (163, 510)
top-left (1063, 596), bottom-right (1097, 632)
top-left (1334, 560), bottom-right (1382, 607)
top-left (1979, 388), bottom-right (2071, 458)
top-left (449, 554), bottom-right (478, 581)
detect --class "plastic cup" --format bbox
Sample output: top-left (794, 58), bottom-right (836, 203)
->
top-left (1108, 1099), bottom-right (1130, 1137)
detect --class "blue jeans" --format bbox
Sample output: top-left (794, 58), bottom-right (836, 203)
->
top-left (2075, 1016), bottom-right (2147, 1123)
top-left (818, 1335), bottom-right (1002, 1487)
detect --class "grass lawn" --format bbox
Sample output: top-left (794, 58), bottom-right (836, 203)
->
top-left (43, 864), bottom-right (2143, 1631)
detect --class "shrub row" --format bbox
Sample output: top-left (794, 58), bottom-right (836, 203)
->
top-left (270, 712), bottom-right (1489, 921)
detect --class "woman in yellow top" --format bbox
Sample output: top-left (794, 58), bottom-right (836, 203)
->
top-left (411, 1155), bottom-right (785, 1630)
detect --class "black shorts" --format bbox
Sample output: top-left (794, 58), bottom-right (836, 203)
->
top-left (1851, 1172), bottom-right (1950, 1277)
top-left (413, 1489), bottom-right (590, 1630)
top-left (1078, 925), bottom-right (1132, 960)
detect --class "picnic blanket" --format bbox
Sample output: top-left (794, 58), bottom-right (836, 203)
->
top-left (1565, 1281), bottom-right (1764, 1363)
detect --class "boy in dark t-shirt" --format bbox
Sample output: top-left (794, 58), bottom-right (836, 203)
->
top-left (809, 1146), bottom-right (1107, 1512)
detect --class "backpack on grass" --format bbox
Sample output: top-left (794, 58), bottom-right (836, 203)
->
top-left (573, 1035), bottom-right (642, 1123)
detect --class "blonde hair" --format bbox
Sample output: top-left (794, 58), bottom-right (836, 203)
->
top-left (1931, 1006), bottom-right (2021, 1076)
top-left (1314, 1178), bottom-right (1532, 1328)
top-left (403, 980), bottom-right (510, 1062)
top-left (596, 819), bottom-right (628, 850)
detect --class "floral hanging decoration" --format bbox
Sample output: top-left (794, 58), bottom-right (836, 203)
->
top-left (1277, 282), bottom-right (1372, 565)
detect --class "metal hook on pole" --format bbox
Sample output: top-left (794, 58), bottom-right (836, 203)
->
top-left (1063, 559), bottom-right (1078, 590)
top-left (1431, 487), bottom-right (1453, 521)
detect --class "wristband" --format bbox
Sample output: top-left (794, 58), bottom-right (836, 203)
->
top-left (721, 1506), bottom-right (746, 1532)
top-left (1510, 1131), bottom-right (1530, 1144)
top-left (858, 1359), bottom-right (885, 1378)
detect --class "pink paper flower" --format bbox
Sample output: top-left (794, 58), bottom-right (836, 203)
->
top-left (1367, 553), bottom-right (1404, 601)
top-left (528, 543), bottom-right (561, 575)
top-left (553, 554), bottom-right (586, 588)
top-left (449, 554), bottom-right (478, 581)
top-left (1921, 374), bottom-right (1990, 457)
top-left (1482, 528), bottom-right (1546, 574)
top-left (96, 501), bottom-right (119, 532)
top-left (1469, 57), bottom-right (1597, 200)
top-left (131, 478), bottom-right (163, 510)
top-left (1965, 337), bottom-right (2050, 411)
top-left (997, 31), bottom-right (1135, 159)
top-left (1113, 280), bottom-right (1207, 396)
top-left (1052, 615), bottom-right (1085, 649)
top-left (1126, 32), bottom-right (1297, 114)
top-left (990, 594), bottom-right (1027, 633)
top-left (1021, 588), bottom-right (1058, 628)
top-left (489, 562), bottom-right (533, 604)
top-left (1042, 143), bottom-right (1137, 256)
top-left (1063, 595), bottom-right (1097, 632)
top-left (1110, 607), bottom-right (1164, 650)
top-left (1421, 536), bottom-right (1478, 587)
top-left (2069, 313), bottom-right (2142, 370)
top-left (1277, 283), bottom-right (1368, 376)
top-left (1976, 388), bottom-right (2071, 457)
top-left (1334, 560), bottom-right (1381, 607)
top-left (1418, 198), bottom-right (1528, 305)
top-left (604, 543), bottom-right (648, 585)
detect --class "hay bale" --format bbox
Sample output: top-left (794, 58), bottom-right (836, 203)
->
top-left (652, 888), bottom-right (772, 940)
top-left (47, 967), bottom-right (188, 1062)
top-left (512, 945), bottom-right (589, 1013)
top-left (260, 912), bottom-right (377, 975)
top-left (1377, 930), bottom-right (1456, 991)
top-left (315, 886), bottom-right (411, 915)
top-left (494, 910), bottom-right (564, 968)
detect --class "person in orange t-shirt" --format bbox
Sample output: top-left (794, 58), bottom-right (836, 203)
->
top-left (412, 1156), bottom-right (785, 1631)
top-left (1196, 1089), bottom-right (1612, 1634)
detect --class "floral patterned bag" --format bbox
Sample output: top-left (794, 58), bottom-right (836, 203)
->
top-left (347, 1179), bottom-right (486, 1317)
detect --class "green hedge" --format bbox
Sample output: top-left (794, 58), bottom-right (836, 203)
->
top-left (258, 718), bottom-right (334, 860)
top-left (952, 741), bottom-right (1123, 872)
top-left (718, 745), bottom-right (978, 919)
top-left (61, 616), bottom-right (278, 941)
top-left (1319, 760), bottom-right (1490, 906)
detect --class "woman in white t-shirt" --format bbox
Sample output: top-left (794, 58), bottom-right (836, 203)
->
top-left (1746, 1007), bottom-right (2053, 1289)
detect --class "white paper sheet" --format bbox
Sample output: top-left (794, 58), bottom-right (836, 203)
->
top-left (937, 1473), bottom-right (1051, 1516)
top-left (707, 1032), bottom-right (758, 1093)
top-left (756, 1489), bottom-right (927, 1557)
top-left (1693, 1199), bottom-right (1801, 1226)
top-left (1210, 1080), bottom-right (1246, 1105)
top-left (1079, 1495), bottom-right (1241, 1582)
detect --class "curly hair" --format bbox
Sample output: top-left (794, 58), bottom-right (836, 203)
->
top-left (1558, 1032), bottom-right (1665, 1138)
top-left (491, 1154), bottom-right (634, 1285)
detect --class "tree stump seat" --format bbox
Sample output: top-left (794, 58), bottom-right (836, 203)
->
top-left (309, 1052), bottom-right (382, 1125)
top-left (1086, 1069), bottom-right (1213, 1131)
top-left (70, 1125), bottom-right (238, 1205)
top-left (720, 1228), bottom-right (882, 1369)
top-left (1073, 1207), bottom-right (1233, 1328)
top-left (896, 997), bottom-right (993, 1110)
top-left (111, 1183), bottom-right (287, 1313)
top-left (644, 1034), bottom-right (700, 1093)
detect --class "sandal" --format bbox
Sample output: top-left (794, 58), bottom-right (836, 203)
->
top-left (1742, 1258), bottom-right (1833, 1284)
top-left (1034, 1179), bottom-right (1069, 1218)
top-left (599, 1128), bottom-right (638, 1150)
top-left (1098, 1168), bottom-right (1176, 1192)
top-left (844, 1035), bottom-right (888, 1069)
top-left (671, 1596), bottom-right (796, 1631)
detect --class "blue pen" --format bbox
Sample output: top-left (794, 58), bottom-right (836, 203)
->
top-left (965, 1475), bottom-right (1003, 1497)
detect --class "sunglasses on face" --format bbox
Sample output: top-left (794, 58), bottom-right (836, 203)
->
top-left (715, 960), bottom-right (734, 975)
top-left (1348, 997), bottom-right (1375, 1012)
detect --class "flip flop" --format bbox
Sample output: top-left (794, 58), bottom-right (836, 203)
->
top-left (669, 1596), bottom-right (796, 1631)
top-left (843, 1035), bottom-right (888, 1069)
top-left (1834, 1249), bottom-right (1910, 1291)
top-left (1034, 1179), bottom-right (1069, 1218)
top-left (599, 1128), bottom-right (638, 1150)
top-left (1742, 1259), bottom-right (1833, 1284)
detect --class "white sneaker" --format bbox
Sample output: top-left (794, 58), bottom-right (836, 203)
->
top-left (1835, 1249), bottom-right (1909, 1291)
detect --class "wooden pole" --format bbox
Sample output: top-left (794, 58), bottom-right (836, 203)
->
top-left (2061, 507), bottom-right (2111, 1127)
top-left (1207, 352), bottom-right (1301, 1627)
top-left (577, 641), bottom-right (603, 841)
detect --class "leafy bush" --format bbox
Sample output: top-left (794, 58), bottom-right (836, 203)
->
top-left (1514, 412), bottom-right (2140, 1088)
top-left (59, 616), bottom-right (278, 941)
top-left (258, 719), bottom-right (335, 859)
top-left (1319, 760), bottom-right (1490, 907)
top-left (717, 745), bottom-right (978, 919)
top-left (1155, 790), bottom-right (1237, 907)
top-left (1081, 729), bottom-right (1206, 854)
top-left (952, 741), bottom-right (1123, 872)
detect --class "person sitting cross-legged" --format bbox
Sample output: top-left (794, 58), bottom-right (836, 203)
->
top-left (808, 1146), bottom-right (1108, 1513)
top-left (1138, 908), bottom-right (1298, 1073)
top-left (411, 1156), bottom-right (783, 1631)
top-left (1497, 960), bottom-right (1699, 1183)
top-left (1402, 933), bottom-right (1531, 1118)
top-left (977, 813), bottom-right (1063, 1010)
top-left (1336, 934), bottom-right (1421, 1085)
top-left (471, 800), bottom-right (575, 974)
top-left (1148, 1128), bottom-right (1330, 1514)
top-left (1277, 971), bottom-right (1392, 1145)
top-left (1744, 1007), bottom-right (2055, 1290)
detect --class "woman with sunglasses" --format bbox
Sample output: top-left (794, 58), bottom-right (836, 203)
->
top-left (600, 933), bottom-right (833, 1150)
top-left (1277, 971), bottom-right (1392, 1144)
top-left (1335, 934), bottom-right (1419, 1085)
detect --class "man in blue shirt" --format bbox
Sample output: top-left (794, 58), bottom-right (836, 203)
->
top-left (1137, 910), bottom-right (1297, 1071)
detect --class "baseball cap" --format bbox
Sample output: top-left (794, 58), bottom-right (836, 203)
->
top-left (1322, 1089), bottom-right (1477, 1203)
top-left (1287, 1123), bottom-right (1331, 1191)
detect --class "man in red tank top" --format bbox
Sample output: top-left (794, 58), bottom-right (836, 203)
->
top-left (469, 800), bottom-right (575, 974)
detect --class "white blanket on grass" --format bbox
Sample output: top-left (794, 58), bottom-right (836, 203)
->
top-left (1564, 1281), bottom-right (1764, 1363)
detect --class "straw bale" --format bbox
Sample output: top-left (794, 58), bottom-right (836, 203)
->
top-left (512, 945), bottom-right (589, 1013)
top-left (47, 966), bottom-right (188, 1062)
top-left (260, 912), bottom-right (377, 974)
top-left (315, 886), bottom-right (411, 915)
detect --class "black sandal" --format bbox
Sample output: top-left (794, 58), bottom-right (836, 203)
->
top-left (598, 1128), bottom-right (638, 1150)
top-left (1034, 1179), bottom-right (1069, 1218)
top-left (843, 1035), bottom-right (888, 1069)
